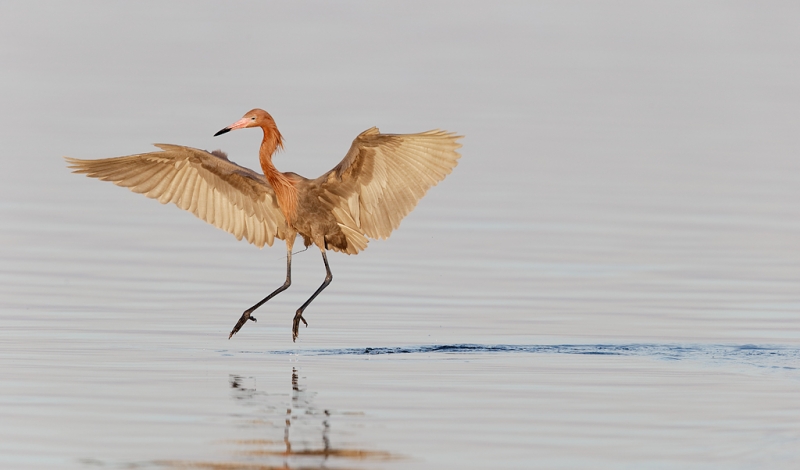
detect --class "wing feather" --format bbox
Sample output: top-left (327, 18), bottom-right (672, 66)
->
top-left (197, 176), bottom-right (210, 221)
top-left (65, 144), bottom-right (287, 248)
top-left (162, 163), bottom-right (192, 205)
top-left (315, 128), bottom-right (461, 245)
top-left (157, 164), bottom-right (185, 204)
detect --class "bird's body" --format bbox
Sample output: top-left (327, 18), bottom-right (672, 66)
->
top-left (66, 109), bottom-right (461, 340)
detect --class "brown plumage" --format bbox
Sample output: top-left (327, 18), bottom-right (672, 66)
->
top-left (65, 109), bottom-right (462, 341)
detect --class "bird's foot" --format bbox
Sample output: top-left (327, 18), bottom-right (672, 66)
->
top-left (292, 311), bottom-right (308, 342)
top-left (229, 310), bottom-right (257, 339)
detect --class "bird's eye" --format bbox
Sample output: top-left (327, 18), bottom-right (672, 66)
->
top-left (251, 117), bottom-right (256, 121)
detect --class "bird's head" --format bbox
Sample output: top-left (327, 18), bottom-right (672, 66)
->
top-left (214, 109), bottom-right (277, 136)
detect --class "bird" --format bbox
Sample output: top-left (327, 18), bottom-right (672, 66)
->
top-left (65, 109), bottom-right (462, 341)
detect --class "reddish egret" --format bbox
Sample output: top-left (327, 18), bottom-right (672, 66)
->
top-left (66, 109), bottom-right (461, 340)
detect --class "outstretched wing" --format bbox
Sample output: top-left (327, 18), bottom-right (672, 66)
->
top-left (314, 128), bottom-right (462, 248)
top-left (65, 144), bottom-right (287, 248)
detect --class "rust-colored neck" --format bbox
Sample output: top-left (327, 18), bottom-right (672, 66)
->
top-left (258, 125), bottom-right (297, 222)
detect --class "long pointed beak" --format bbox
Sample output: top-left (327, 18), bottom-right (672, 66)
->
top-left (213, 117), bottom-right (250, 137)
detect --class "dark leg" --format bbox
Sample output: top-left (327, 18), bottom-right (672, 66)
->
top-left (292, 248), bottom-right (333, 341)
top-left (229, 241), bottom-right (293, 339)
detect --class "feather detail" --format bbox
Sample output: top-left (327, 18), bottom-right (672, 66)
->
top-left (65, 144), bottom-right (287, 248)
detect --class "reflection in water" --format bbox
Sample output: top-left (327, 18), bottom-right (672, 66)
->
top-left (159, 368), bottom-right (395, 470)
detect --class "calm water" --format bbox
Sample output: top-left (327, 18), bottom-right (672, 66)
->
top-left (2, 2), bottom-right (800, 468)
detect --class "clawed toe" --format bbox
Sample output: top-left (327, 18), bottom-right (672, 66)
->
top-left (291, 313), bottom-right (308, 342)
top-left (228, 311), bottom-right (253, 339)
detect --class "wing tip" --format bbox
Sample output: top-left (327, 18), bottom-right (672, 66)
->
top-left (64, 156), bottom-right (91, 173)
top-left (357, 127), bottom-right (381, 138)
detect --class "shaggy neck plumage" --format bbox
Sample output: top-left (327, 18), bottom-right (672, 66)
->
top-left (258, 126), bottom-right (297, 222)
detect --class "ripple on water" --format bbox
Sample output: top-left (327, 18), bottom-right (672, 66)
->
top-left (244, 343), bottom-right (800, 371)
